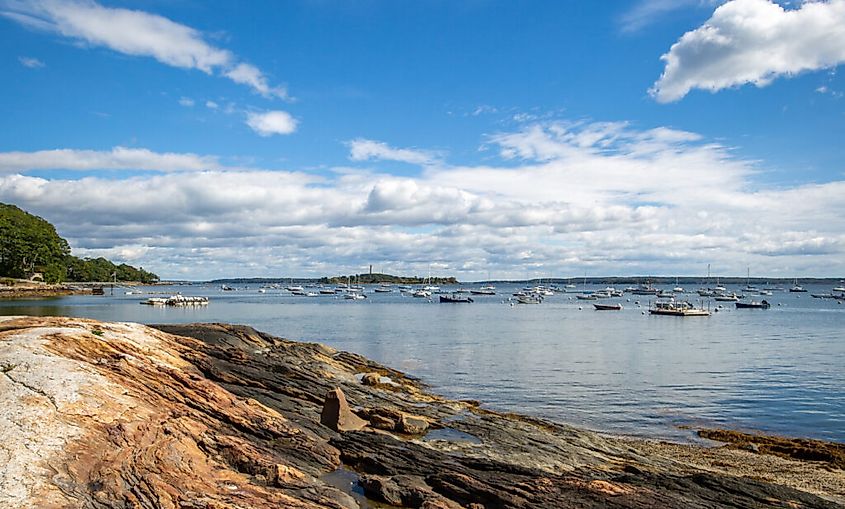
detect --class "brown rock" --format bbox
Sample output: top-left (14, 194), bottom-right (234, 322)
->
top-left (359, 475), bottom-right (403, 506)
top-left (398, 413), bottom-right (429, 435)
top-left (361, 372), bottom-right (381, 386)
top-left (369, 414), bottom-right (397, 431)
top-left (320, 387), bottom-right (368, 432)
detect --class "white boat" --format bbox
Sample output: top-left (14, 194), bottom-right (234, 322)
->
top-left (516, 294), bottom-right (542, 304)
top-left (286, 285), bottom-right (304, 293)
top-left (412, 289), bottom-right (431, 298)
top-left (373, 287), bottom-right (393, 293)
top-left (649, 299), bottom-right (710, 316)
top-left (833, 286), bottom-right (845, 292)
top-left (344, 292), bottom-right (367, 300)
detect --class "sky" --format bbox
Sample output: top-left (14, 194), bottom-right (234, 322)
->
top-left (1, 0), bottom-right (845, 280)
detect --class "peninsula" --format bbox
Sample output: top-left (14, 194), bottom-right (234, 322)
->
top-left (1, 316), bottom-right (842, 508)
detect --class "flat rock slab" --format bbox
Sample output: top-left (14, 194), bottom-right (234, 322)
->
top-left (0, 316), bottom-right (842, 508)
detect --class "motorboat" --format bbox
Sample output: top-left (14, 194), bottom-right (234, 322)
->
top-left (649, 299), bottom-right (710, 316)
top-left (714, 293), bottom-right (740, 302)
top-left (470, 287), bottom-right (496, 295)
top-left (516, 294), bottom-right (543, 304)
top-left (736, 300), bottom-right (770, 309)
top-left (593, 303), bottom-right (622, 310)
top-left (439, 294), bottom-right (473, 303)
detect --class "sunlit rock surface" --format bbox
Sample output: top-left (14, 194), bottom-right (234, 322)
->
top-left (1, 316), bottom-right (842, 508)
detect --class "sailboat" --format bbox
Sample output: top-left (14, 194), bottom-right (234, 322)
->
top-left (789, 278), bottom-right (807, 293)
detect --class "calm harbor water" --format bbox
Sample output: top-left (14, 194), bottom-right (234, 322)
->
top-left (2, 283), bottom-right (843, 443)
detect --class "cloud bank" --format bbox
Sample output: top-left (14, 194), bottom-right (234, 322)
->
top-left (2, 120), bottom-right (844, 279)
top-left (652, 0), bottom-right (845, 102)
top-left (1, 0), bottom-right (288, 99)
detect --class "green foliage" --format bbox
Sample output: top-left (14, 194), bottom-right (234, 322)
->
top-left (0, 203), bottom-right (159, 283)
top-left (0, 203), bottom-right (70, 279)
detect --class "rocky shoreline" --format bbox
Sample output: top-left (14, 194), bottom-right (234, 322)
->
top-left (1, 316), bottom-right (842, 508)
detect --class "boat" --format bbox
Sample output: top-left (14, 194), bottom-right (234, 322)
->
top-left (656, 290), bottom-right (674, 298)
top-left (470, 287), bottom-right (496, 295)
top-left (789, 278), bottom-right (807, 292)
top-left (344, 292), bottom-right (367, 300)
top-left (576, 294), bottom-right (597, 300)
top-left (516, 294), bottom-right (543, 304)
top-left (319, 288), bottom-right (336, 294)
top-left (714, 293), bottom-right (740, 302)
top-left (649, 299), bottom-right (710, 316)
top-left (736, 300), bottom-right (770, 309)
top-left (412, 289), bottom-right (431, 298)
top-left (631, 282), bottom-right (659, 295)
top-left (833, 286), bottom-right (845, 293)
top-left (373, 287), bottom-right (393, 293)
top-left (286, 285), bottom-right (304, 293)
top-left (305, 292), bottom-right (319, 297)
top-left (593, 303), bottom-right (622, 311)
top-left (141, 295), bottom-right (209, 306)
top-left (673, 277), bottom-right (684, 294)
top-left (439, 294), bottom-right (473, 303)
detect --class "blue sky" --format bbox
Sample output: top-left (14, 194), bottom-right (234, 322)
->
top-left (2, 0), bottom-right (845, 279)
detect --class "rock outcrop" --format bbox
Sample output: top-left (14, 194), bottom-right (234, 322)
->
top-left (1, 316), bottom-right (843, 508)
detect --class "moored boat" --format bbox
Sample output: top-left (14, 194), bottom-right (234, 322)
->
top-left (593, 303), bottom-right (622, 311)
top-left (649, 299), bottom-right (710, 316)
top-left (736, 300), bottom-right (770, 309)
top-left (439, 294), bottom-right (473, 303)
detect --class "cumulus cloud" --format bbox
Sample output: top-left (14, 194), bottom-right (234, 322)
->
top-left (347, 138), bottom-right (440, 165)
top-left (178, 97), bottom-right (195, 107)
top-left (245, 110), bottom-right (298, 136)
top-left (1, 0), bottom-right (287, 98)
top-left (652, 0), bottom-right (845, 102)
top-left (18, 55), bottom-right (44, 68)
top-left (0, 146), bottom-right (222, 174)
top-left (2, 120), bottom-right (845, 279)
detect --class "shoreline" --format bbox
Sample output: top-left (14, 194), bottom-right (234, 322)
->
top-left (1, 315), bottom-right (842, 507)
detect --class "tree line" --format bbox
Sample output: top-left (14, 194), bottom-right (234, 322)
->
top-left (0, 203), bottom-right (158, 284)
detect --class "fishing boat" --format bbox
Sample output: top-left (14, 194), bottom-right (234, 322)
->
top-left (593, 303), bottom-right (622, 311)
top-left (649, 299), bottom-right (710, 316)
top-left (631, 282), bottom-right (659, 295)
top-left (736, 300), bottom-right (770, 309)
top-left (439, 294), bottom-right (473, 303)
top-left (576, 293), bottom-right (597, 300)
top-left (516, 294), bottom-right (543, 304)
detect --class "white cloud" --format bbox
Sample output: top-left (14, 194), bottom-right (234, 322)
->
top-left (245, 110), bottom-right (298, 136)
top-left (224, 63), bottom-right (288, 100)
top-left (619, 0), bottom-right (704, 33)
top-left (0, 147), bottom-right (222, 174)
top-left (1, 0), bottom-right (286, 98)
top-left (652, 0), bottom-right (845, 102)
top-left (2, 120), bottom-right (845, 279)
top-left (178, 97), bottom-right (194, 107)
top-left (347, 138), bottom-right (440, 165)
top-left (205, 100), bottom-right (219, 109)
top-left (18, 55), bottom-right (44, 68)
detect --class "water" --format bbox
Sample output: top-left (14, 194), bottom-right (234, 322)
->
top-left (2, 283), bottom-right (843, 443)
